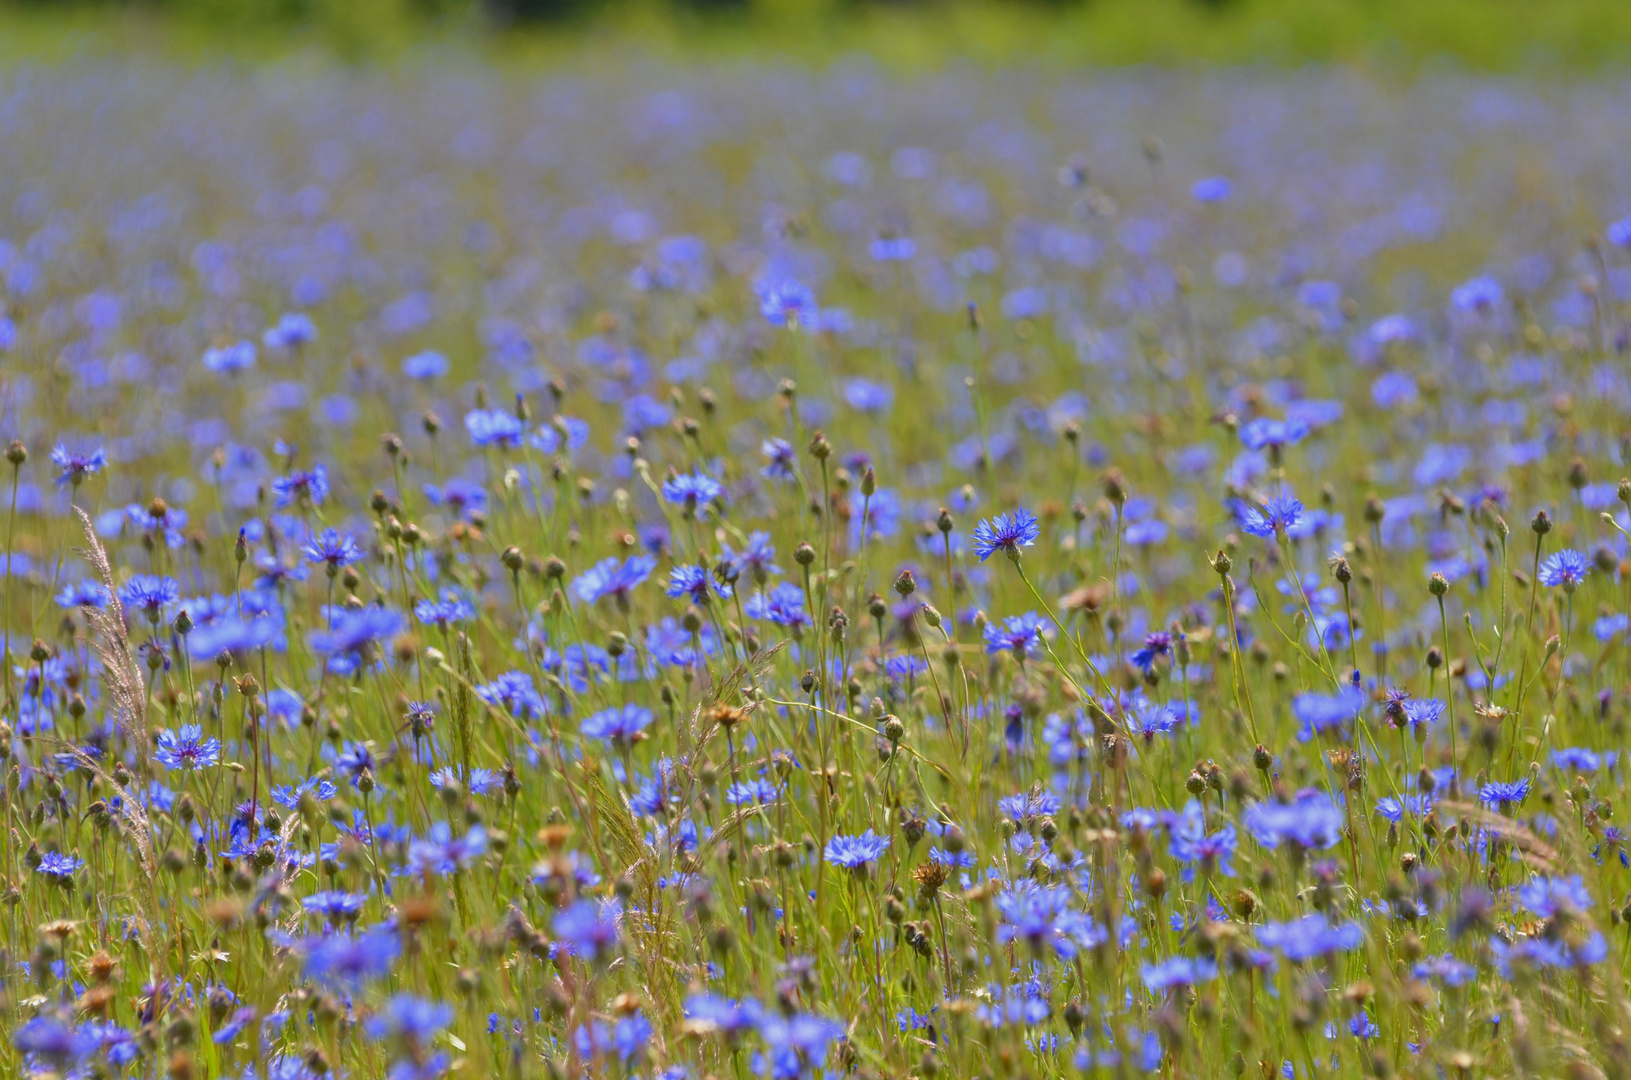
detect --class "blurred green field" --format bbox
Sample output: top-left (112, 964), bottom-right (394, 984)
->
top-left (4, 0), bottom-right (1631, 70)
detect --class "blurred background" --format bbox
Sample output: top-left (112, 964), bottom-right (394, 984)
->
top-left (2, 0), bottom-right (1631, 70)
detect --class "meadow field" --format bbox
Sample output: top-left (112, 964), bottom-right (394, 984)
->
top-left (3, 55), bottom-right (1631, 1080)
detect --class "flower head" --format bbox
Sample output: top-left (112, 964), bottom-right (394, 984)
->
top-left (972, 508), bottom-right (1040, 562)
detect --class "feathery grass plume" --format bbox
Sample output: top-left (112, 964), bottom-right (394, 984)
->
top-left (73, 506), bottom-right (151, 771)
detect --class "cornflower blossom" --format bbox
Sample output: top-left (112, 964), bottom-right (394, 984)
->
top-left (1538, 549), bottom-right (1590, 590)
top-left (760, 438), bottom-right (797, 480)
top-left (572, 555), bottom-right (656, 606)
top-left (50, 445), bottom-right (107, 487)
top-left (971, 508), bottom-right (1040, 562)
top-left (476, 671), bottom-right (547, 719)
top-left (661, 471), bottom-right (723, 513)
top-left (1238, 494), bottom-right (1304, 538)
top-left (823, 829), bottom-right (891, 871)
top-left (580, 704), bottom-right (653, 748)
top-left (982, 611), bottom-right (1046, 657)
top-left (302, 528), bottom-right (364, 574)
top-left (744, 582), bottom-right (811, 627)
top-left (553, 899), bottom-right (621, 961)
top-left (154, 725), bottom-right (221, 771)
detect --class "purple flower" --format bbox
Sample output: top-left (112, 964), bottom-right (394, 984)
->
top-left (464, 408), bottom-right (527, 448)
top-left (1142, 956), bottom-right (1218, 991)
top-left (49, 445), bottom-right (108, 488)
top-left (154, 724), bottom-right (221, 771)
top-left (823, 828), bottom-right (890, 870)
top-left (667, 564), bottom-right (729, 604)
top-left (972, 508), bottom-right (1040, 562)
top-left (1479, 777), bottom-right (1532, 808)
top-left (1238, 494), bottom-right (1304, 538)
top-left (1538, 549), bottom-right (1590, 590)
top-left (1256, 915), bottom-right (1363, 961)
top-left (760, 438), bottom-right (797, 481)
top-left (580, 704), bottom-right (653, 747)
top-left (661, 471), bottom-right (723, 512)
top-left (572, 555), bottom-right (656, 607)
top-left (982, 611), bottom-right (1046, 657)
top-left (553, 898), bottom-right (621, 961)
top-left (36, 852), bottom-right (83, 879)
top-left (744, 582), bottom-right (810, 628)
top-left (302, 529), bottom-right (364, 573)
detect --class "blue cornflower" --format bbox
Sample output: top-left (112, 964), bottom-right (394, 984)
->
top-left (302, 528), bottom-right (364, 574)
top-left (1243, 791), bottom-right (1345, 850)
top-left (684, 994), bottom-right (763, 1036)
top-left (843, 378), bottom-right (895, 412)
top-left (302, 891), bottom-right (368, 922)
top-left (263, 312), bottom-right (318, 349)
top-left (760, 438), bottom-right (797, 481)
top-left (476, 670), bottom-right (547, 719)
top-left (1374, 795), bottom-right (1433, 823)
top-left (414, 594), bottom-right (475, 627)
top-left (56, 580), bottom-right (108, 609)
top-left (271, 465), bottom-right (330, 508)
top-left (1238, 417), bottom-right (1309, 451)
top-left (1130, 631), bottom-right (1172, 672)
top-left (998, 789), bottom-right (1061, 823)
top-left (1256, 915), bottom-right (1364, 961)
top-left (1479, 777), bottom-right (1532, 808)
top-left (36, 852), bottom-right (83, 879)
top-left (1552, 747), bottom-right (1602, 773)
top-left (408, 822), bottom-right (488, 875)
top-left (553, 899), bottom-right (621, 961)
top-left (1402, 698), bottom-right (1446, 729)
top-left (580, 704), bottom-right (653, 748)
top-left (823, 829), bottom-right (891, 871)
top-left (1291, 687), bottom-right (1364, 740)
top-left (1517, 875), bottom-right (1593, 918)
top-left (154, 724), bottom-right (221, 771)
top-left (213, 1007), bottom-right (257, 1045)
top-left (463, 409), bottom-right (526, 448)
top-left (272, 776), bottom-right (338, 808)
top-left (186, 615), bottom-right (281, 658)
top-left (1191, 176), bottom-right (1232, 202)
top-left (1169, 802), bottom-right (1238, 879)
top-left (571, 555), bottom-right (656, 607)
top-left (118, 574), bottom-right (180, 622)
top-left (430, 767), bottom-right (500, 796)
top-left (744, 582), bottom-right (811, 628)
top-left (1451, 276), bottom-right (1503, 312)
top-left (982, 612), bottom-right (1046, 657)
top-left (1538, 549), bottom-right (1590, 590)
top-left (50, 445), bottom-right (108, 488)
top-left (1142, 956), bottom-right (1218, 992)
top-left (1238, 494), bottom-right (1304, 538)
top-left (667, 564), bottom-right (729, 604)
top-left (725, 779), bottom-right (778, 806)
top-left (726, 532), bottom-right (781, 582)
top-left (402, 351), bottom-right (449, 379)
top-left (308, 606), bottom-right (404, 656)
top-left (971, 508), bottom-right (1040, 562)
top-left (202, 340), bottom-right (256, 373)
top-left (758, 279), bottom-right (818, 327)
top-left (1131, 698), bottom-right (1183, 741)
top-left (661, 471), bottom-right (723, 513)
top-left (334, 742), bottom-right (376, 786)
top-left (365, 995), bottom-right (453, 1044)
top-left (1413, 954), bottom-right (1477, 987)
